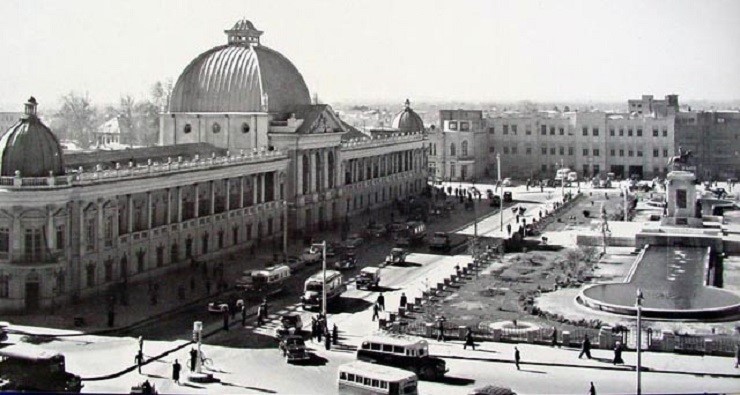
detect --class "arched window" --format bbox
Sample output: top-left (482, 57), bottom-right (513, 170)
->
top-left (462, 141), bottom-right (469, 157)
top-left (450, 143), bottom-right (456, 156)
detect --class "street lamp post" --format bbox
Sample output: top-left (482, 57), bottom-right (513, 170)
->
top-left (497, 153), bottom-right (503, 231)
top-left (636, 288), bottom-right (644, 395)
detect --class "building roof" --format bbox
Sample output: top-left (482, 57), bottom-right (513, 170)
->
top-left (169, 19), bottom-right (310, 114)
top-left (64, 143), bottom-right (226, 171)
top-left (0, 97), bottom-right (65, 177)
top-left (97, 117), bottom-right (123, 134)
top-left (391, 99), bottom-right (424, 133)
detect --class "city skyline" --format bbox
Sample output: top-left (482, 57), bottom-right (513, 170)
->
top-left (1, 0), bottom-right (739, 111)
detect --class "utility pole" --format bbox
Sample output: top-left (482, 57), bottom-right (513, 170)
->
top-left (497, 153), bottom-right (503, 231)
top-left (321, 240), bottom-right (327, 317)
top-left (636, 288), bottom-right (644, 395)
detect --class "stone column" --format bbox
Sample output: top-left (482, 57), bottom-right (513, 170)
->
top-left (225, 179), bottom-right (231, 211)
top-left (309, 150), bottom-right (317, 193)
top-left (46, 206), bottom-right (55, 251)
top-left (260, 173), bottom-right (266, 204)
top-left (274, 171), bottom-right (280, 201)
top-left (146, 192), bottom-right (152, 229)
top-left (253, 175), bottom-right (259, 205)
top-left (166, 188), bottom-right (172, 225)
top-left (194, 184), bottom-right (200, 218)
top-left (79, 203), bottom-right (86, 258)
top-left (240, 177), bottom-right (245, 208)
top-left (322, 149), bottom-right (329, 191)
top-left (127, 195), bottom-right (133, 233)
top-left (177, 186), bottom-right (183, 223)
top-left (97, 200), bottom-right (104, 248)
top-left (296, 153), bottom-right (303, 196)
top-left (210, 180), bottom-right (216, 215)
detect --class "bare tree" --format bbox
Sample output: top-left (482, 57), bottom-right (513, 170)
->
top-left (150, 79), bottom-right (173, 111)
top-left (52, 92), bottom-right (99, 148)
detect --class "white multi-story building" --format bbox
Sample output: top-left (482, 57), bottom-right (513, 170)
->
top-left (0, 19), bottom-right (427, 312)
top-left (428, 110), bottom-right (488, 181)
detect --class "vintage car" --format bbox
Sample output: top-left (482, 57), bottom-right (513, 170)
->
top-left (489, 195), bottom-right (501, 207)
top-left (279, 335), bottom-right (310, 363)
top-left (385, 248), bottom-right (408, 265)
top-left (334, 249), bottom-right (357, 271)
top-left (301, 246), bottom-right (322, 265)
top-left (365, 223), bottom-right (388, 238)
top-left (344, 234), bottom-right (365, 248)
top-left (356, 266), bottom-right (381, 290)
top-left (207, 300), bottom-right (230, 314)
top-left (275, 313), bottom-right (303, 338)
top-left (429, 232), bottom-right (451, 252)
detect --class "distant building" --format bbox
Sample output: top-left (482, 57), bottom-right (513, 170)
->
top-left (675, 111), bottom-right (740, 180)
top-left (428, 110), bottom-right (487, 181)
top-left (0, 112), bottom-right (23, 137)
top-left (94, 117), bottom-right (123, 148)
top-left (627, 94), bottom-right (679, 117)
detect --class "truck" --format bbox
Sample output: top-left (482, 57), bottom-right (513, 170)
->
top-left (300, 270), bottom-right (346, 311)
top-left (554, 168), bottom-right (570, 187)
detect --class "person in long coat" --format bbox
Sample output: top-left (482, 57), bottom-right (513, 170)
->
top-left (613, 342), bottom-right (624, 365)
top-left (172, 359), bottom-right (181, 384)
top-left (463, 327), bottom-right (476, 350)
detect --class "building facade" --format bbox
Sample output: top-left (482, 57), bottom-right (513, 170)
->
top-left (675, 111), bottom-right (740, 180)
top-left (0, 19), bottom-right (427, 312)
top-left (428, 110), bottom-right (487, 181)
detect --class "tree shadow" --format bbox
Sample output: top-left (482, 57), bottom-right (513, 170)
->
top-left (180, 382), bottom-right (206, 389)
top-left (143, 373), bottom-right (168, 380)
top-left (298, 352), bottom-right (329, 366)
top-left (329, 297), bottom-right (373, 314)
top-left (518, 368), bottom-right (547, 374)
top-left (393, 261), bottom-right (423, 267)
top-left (219, 381), bottom-right (276, 393)
top-left (370, 286), bottom-right (401, 293)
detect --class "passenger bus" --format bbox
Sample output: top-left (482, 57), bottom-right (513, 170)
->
top-left (235, 264), bottom-right (290, 297)
top-left (338, 361), bottom-right (418, 395)
top-left (394, 221), bottom-right (427, 247)
top-left (0, 343), bottom-right (83, 393)
top-left (357, 335), bottom-right (448, 380)
top-left (301, 270), bottom-right (346, 310)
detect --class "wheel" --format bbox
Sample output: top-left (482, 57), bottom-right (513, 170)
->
top-left (421, 366), bottom-right (436, 380)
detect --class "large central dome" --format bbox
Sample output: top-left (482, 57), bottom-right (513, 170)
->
top-left (169, 19), bottom-right (311, 114)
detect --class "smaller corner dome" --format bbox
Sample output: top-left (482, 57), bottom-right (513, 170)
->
top-left (0, 97), bottom-right (65, 177)
top-left (391, 99), bottom-right (424, 133)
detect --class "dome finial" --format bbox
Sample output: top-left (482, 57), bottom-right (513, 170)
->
top-left (24, 96), bottom-right (38, 116)
top-left (404, 98), bottom-right (411, 109)
top-left (225, 18), bottom-right (263, 46)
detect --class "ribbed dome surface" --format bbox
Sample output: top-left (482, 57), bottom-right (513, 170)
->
top-left (169, 44), bottom-right (311, 113)
top-left (392, 100), bottom-right (424, 133)
top-left (0, 113), bottom-right (64, 177)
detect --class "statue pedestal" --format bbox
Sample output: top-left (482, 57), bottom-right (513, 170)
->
top-left (662, 171), bottom-right (702, 227)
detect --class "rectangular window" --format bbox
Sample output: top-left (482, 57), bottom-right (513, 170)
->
top-left (488, 126), bottom-right (495, 134)
top-left (637, 128), bottom-right (643, 137)
top-left (653, 149), bottom-right (659, 157)
top-left (488, 146), bottom-right (495, 153)
top-left (503, 147), bottom-right (509, 154)
top-left (550, 148), bottom-right (555, 155)
top-left (582, 127), bottom-right (588, 136)
top-left (610, 128), bottom-right (615, 136)
top-left (593, 128), bottom-right (599, 136)
top-left (86, 217), bottom-right (95, 251)
top-left (653, 128), bottom-right (659, 137)
top-left (460, 122), bottom-right (470, 131)
top-left (559, 147), bottom-right (564, 155)
top-left (104, 217), bottom-right (113, 247)
top-left (449, 121), bottom-right (458, 131)
top-left (619, 128), bottom-right (624, 136)
top-left (583, 149), bottom-right (589, 156)
top-left (511, 125), bottom-right (517, 134)
top-left (628, 128), bottom-right (633, 137)
top-left (559, 127), bottom-right (564, 135)
top-left (540, 125), bottom-right (546, 135)
top-left (503, 124), bottom-right (509, 134)
top-left (0, 228), bottom-right (9, 255)
top-left (619, 149), bottom-right (624, 157)
top-left (511, 147), bottom-right (518, 154)
top-left (55, 225), bottom-right (64, 250)
top-left (662, 128), bottom-right (668, 137)
top-left (593, 149), bottom-right (600, 156)
top-left (550, 127), bottom-right (555, 135)
top-left (104, 259), bottom-right (113, 282)
top-left (25, 228), bottom-right (43, 262)
top-left (610, 149), bottom-right (615, 156)
top-left (593, 165), bottom-right (600, 175)
top-left (663, 149), bottom-right (668, 157)
top-left (541, 164), bottom-right (547, 172)
top-left (526, 126), bottom-right (531, 135)
top-left (628, 150), bottom-right (634, 157)
top-left (526, 147), bottom-right (532, 155)
top-left (637, 150), bottom-right (643, 157)
top-left (568, 147), bottom-right (574, 156)
top-left (0, 274), bottom-right (8, 298)
top-left (542, 147), bottom-right (547, 155)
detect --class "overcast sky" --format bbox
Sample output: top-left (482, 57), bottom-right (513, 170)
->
top-left (1, 0), bottom-right (739, 110)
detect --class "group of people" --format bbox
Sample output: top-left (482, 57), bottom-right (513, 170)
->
top-left (310, 313), bottom-right (339, 349)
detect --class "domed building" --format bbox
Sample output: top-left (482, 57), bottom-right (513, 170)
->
top-left (0, 97), bottom-right (64, 177)
top-left (391, 99), bottom-right (425, 134)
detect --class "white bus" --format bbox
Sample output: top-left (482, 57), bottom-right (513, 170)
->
top-left (301, 270), bottom-right (346, 310)
top-left (338, 361), bottom-right (418, 395)
top-left (235, 265), bottom-right (290, 297)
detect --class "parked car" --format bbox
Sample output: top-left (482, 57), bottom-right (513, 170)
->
top-left (365, 223), bottom-right (388, 238)
top-left (207, 300), bottom-right (230, 314)
top-left (502, 178), bottom-right (512, 187)
top-left (334, 249), bottom-right (357, 271)
top-left (344, 234), bottom-right (365, 248)
top-left (489, 195), bottom-right (501, 207)
top-left (301, 246), bottom-right (322, 265)
top-left (356, 267), bottom-right (381, 290)
top-left (385, 247), bottom-right (409, 265)
top-left (429, 232), bottom-right (451, 252)
top-left (279, 335), bottom-right (310, 363)
top-left (503, 191), bottom-right (513, 203)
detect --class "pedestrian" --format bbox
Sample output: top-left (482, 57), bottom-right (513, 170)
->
top-left (135, 349), bottom-right (144, 373)
top-left (311, 317), bottom-right (318, 341)
top-left (240, 303), bottom-right (247, 327)
top-left (172, 359), bottom-right (181, 384)
top-left (551, 328), bottom-right (558, 347)
top-left (324, 326), bottom-right (331, 350)
top-left (189, 348), bottom-right (198, 372)
top-left (436, 316), bottom-right (446, 342)
top-left (317, 321), bottom-right (323, 342)
top-left (506, 223), bottom-right (511, 236)
top-left (579, 336), bottom-right (592, 359)
top-left (589, 381), bottom-right (597, 395)
top-left (230, 299), bottom-right (237, 320)
top-left (138, 336), bottom-right (144, 354)
top-left (464, 327), bottom-right (475, 350)
top-left (222, 309), bottom-right (229, 331)
top-left (514, 347), bottom-right (521, 370)
top-left (257, 303), bottom-right (264, 327)
top-left (141, 380), bottom-right (153, 395)
top-left (332, 324), bottom-right (339, 345)
top-left (377, 293), bottom-right (385, 311)
top-left (399, 292), bottom-right (407, 309)
top-left (613, 341), bottom-right (624, 365)
top-left (516, 214), bottom-right (520, 223)
top-left (372, 302), bottom-right (380, 321)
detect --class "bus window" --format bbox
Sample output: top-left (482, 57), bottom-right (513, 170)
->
top-left (355, 375), bottom-right (363, 383)
top-left (340, 372), bottom-right (347, 380)
top-left (393, 346), bottom-right (405, 354)
top-left (364, 377), bottom-right (371, 386)
top-left (372, 379), bottom-right (380, 387)
top-left (347, 373), bottom-right (355, 381)
top-left (380, 381), bottom-right (388, 389)
top-left (382, 344), bottom-right (393, 352)
top-left (361, 342), bottom-right (369, 350)
top-left (370, 343), bottom-right (381, 351)
top-left (407, 349), bottom-right (414, 356)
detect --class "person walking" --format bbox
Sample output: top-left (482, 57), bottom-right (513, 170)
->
top-left (372, 302), bottom-right (380, 321)
top-left (436, 316), bottom-right (446, 342)
top-left (613, 341), bottom-right (624, 365)
top-left (189, 348), bottom-right (197, 372)
top-left (240, 303), bottom-right (247, 327)
top-left (589, 381), bottom-right (597, 395)
top-left (579, 336), bottom-right (592, 359)
top-left (332, 323), bottom-right (339, 345)
top-left (172, 359), bottom-right (181, 384)
top-left (463, 327), bottom-right (476, 350)
top-left (310, 317), bottom-right (318, 342)
top-left (551, 328), bottom-right (558, 348)
top-left (257, 303), bottom-right (265, 327)
top-left (399, 293), bottom-right (407, 309)
top-left (377, 293), bottom-right (385, 311)
top-left (514, 347), bottom-right (521, 370)
top-left (506, 223), bottom-right (512, 236)
top-left (222, 308), bottom-right (229, 331)
top-left (138, 336), bottom-right (144, 355)
top-left (135, 349), bottom-right (144, 374)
